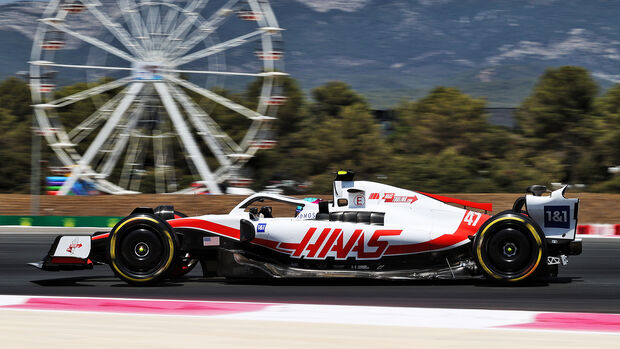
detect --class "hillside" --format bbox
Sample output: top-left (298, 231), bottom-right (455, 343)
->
top-left (2, 0), bottom-right (620, 107)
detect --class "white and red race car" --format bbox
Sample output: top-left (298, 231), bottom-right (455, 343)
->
top-left (31, 171), bottom-right (582, 285)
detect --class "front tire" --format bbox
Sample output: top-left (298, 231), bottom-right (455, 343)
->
top-left (473, 211), bottom-right (546, 282)
top-left (108, 214), bottom-right (179, 285)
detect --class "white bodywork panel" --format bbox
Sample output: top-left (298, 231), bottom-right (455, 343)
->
top-left (170, 180), bottom-right (489, 260)
top-left (295, 201), bottom-right (319, 220)
top-left (245, 181), bottom-right (482, 259)
top-left (251, 218), bottom-right (438, 260)
top-left (333, 180), bottom-right (471, 230)
top-left (53, 236), bottom-right (91, 259)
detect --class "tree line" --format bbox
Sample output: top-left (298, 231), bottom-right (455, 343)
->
top-left (252, 66), bottom-right (620, 193)
top-left (0, 65), bottom-right (619, 194)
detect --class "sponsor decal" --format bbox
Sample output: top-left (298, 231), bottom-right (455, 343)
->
top-left (350, 193), bottom-right (365, 208)
top-left (66, 237), bottom-right (83, 254)
top-left (463, 211), bottom-right (482, 226)
top-left (544, 205), bottom-right (570, 229)
top-left (54, 236), bottom-right (91, 259)
top-left (295, 212), bottom-right (316, 220)
top-left (355, 195), bottom-right (365, 206)
top-left (368, 193), bottom-right (381, 200)
top-left (277, 227), bottom-right (403, 260)
top-left (203, 236), bottom-right (220, 246)
top-left (382, 193), bottom-right (418, 204)
top-left (257, 223), bottom-right (267, 232)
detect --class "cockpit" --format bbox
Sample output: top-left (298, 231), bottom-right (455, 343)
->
top-left (232, 194), bottom-right (319, 220)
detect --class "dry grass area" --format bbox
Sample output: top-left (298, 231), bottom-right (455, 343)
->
top-left (0, 192), bottom-right (617, 224)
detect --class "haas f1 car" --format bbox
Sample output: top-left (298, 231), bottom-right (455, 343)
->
top-left (31, 171), bottom-right (582, 285)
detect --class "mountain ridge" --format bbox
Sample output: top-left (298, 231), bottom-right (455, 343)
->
top-left (2, 0), bottom-right (620, 107)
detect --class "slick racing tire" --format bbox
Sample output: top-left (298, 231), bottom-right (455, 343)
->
top-left (473, 211), bottom-right (546, 282)
top-left (108, 214), bottom-right (179, 286)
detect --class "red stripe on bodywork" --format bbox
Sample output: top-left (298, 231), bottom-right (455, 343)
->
top-left (418, 192), bottom-right (493, 212)
top-left (252, 238), bottom-right (279, 249)
top-left (318, 229), bottom-right (341, 258)
top-left (332, 229), bottom-right (362, 259)
top-left (50, 257), bottom-right (89, 264)
top-left (278, 242), bottom-right (299, 250)
top-left (385, 211), bottom-right (489, 255)
top-left (357, 229), bottom-right (402, 258)
top-left (292, 228), bottom-right (316, 257)
top-left (385, 234), bottom-right (468, 255)
top-left (169, 218), bottom-right (240, 240)
top-left (306, 228), bottom-right (332, 258)
top-left (91, 233), bottom-right (109, 240)
top-left (252, 238), bottom-right (291, 253)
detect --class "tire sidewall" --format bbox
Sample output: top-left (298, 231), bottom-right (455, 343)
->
top-left (108, 214), bottom-right (178, 285)
top-left (474, 211), bottom-right (546, 282)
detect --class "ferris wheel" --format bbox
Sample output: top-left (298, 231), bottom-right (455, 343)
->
top-left (29, 0), bottom-right (286, 195)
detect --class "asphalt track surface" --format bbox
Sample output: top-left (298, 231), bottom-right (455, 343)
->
top-left (1, 233), bottom-right (619, 313)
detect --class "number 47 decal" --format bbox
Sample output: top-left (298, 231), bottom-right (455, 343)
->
top-left (464, 211), bottom-right (482, 226)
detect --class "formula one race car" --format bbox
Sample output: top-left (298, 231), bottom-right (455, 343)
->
top-left (30, 171), bottom-right (582, 285)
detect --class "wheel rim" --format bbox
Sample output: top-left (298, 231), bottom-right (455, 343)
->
top-left (481, 223), bottom-right (540, 278)
top-left (134, 242), bottom-right (150, 258)
top-left (116, 227), bottom-right (166, 276)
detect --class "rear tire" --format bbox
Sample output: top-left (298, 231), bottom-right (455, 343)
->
top-left (108, 214), bottom-right (179, 285)
top-left (473, 211), bottom-right (546, 282)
